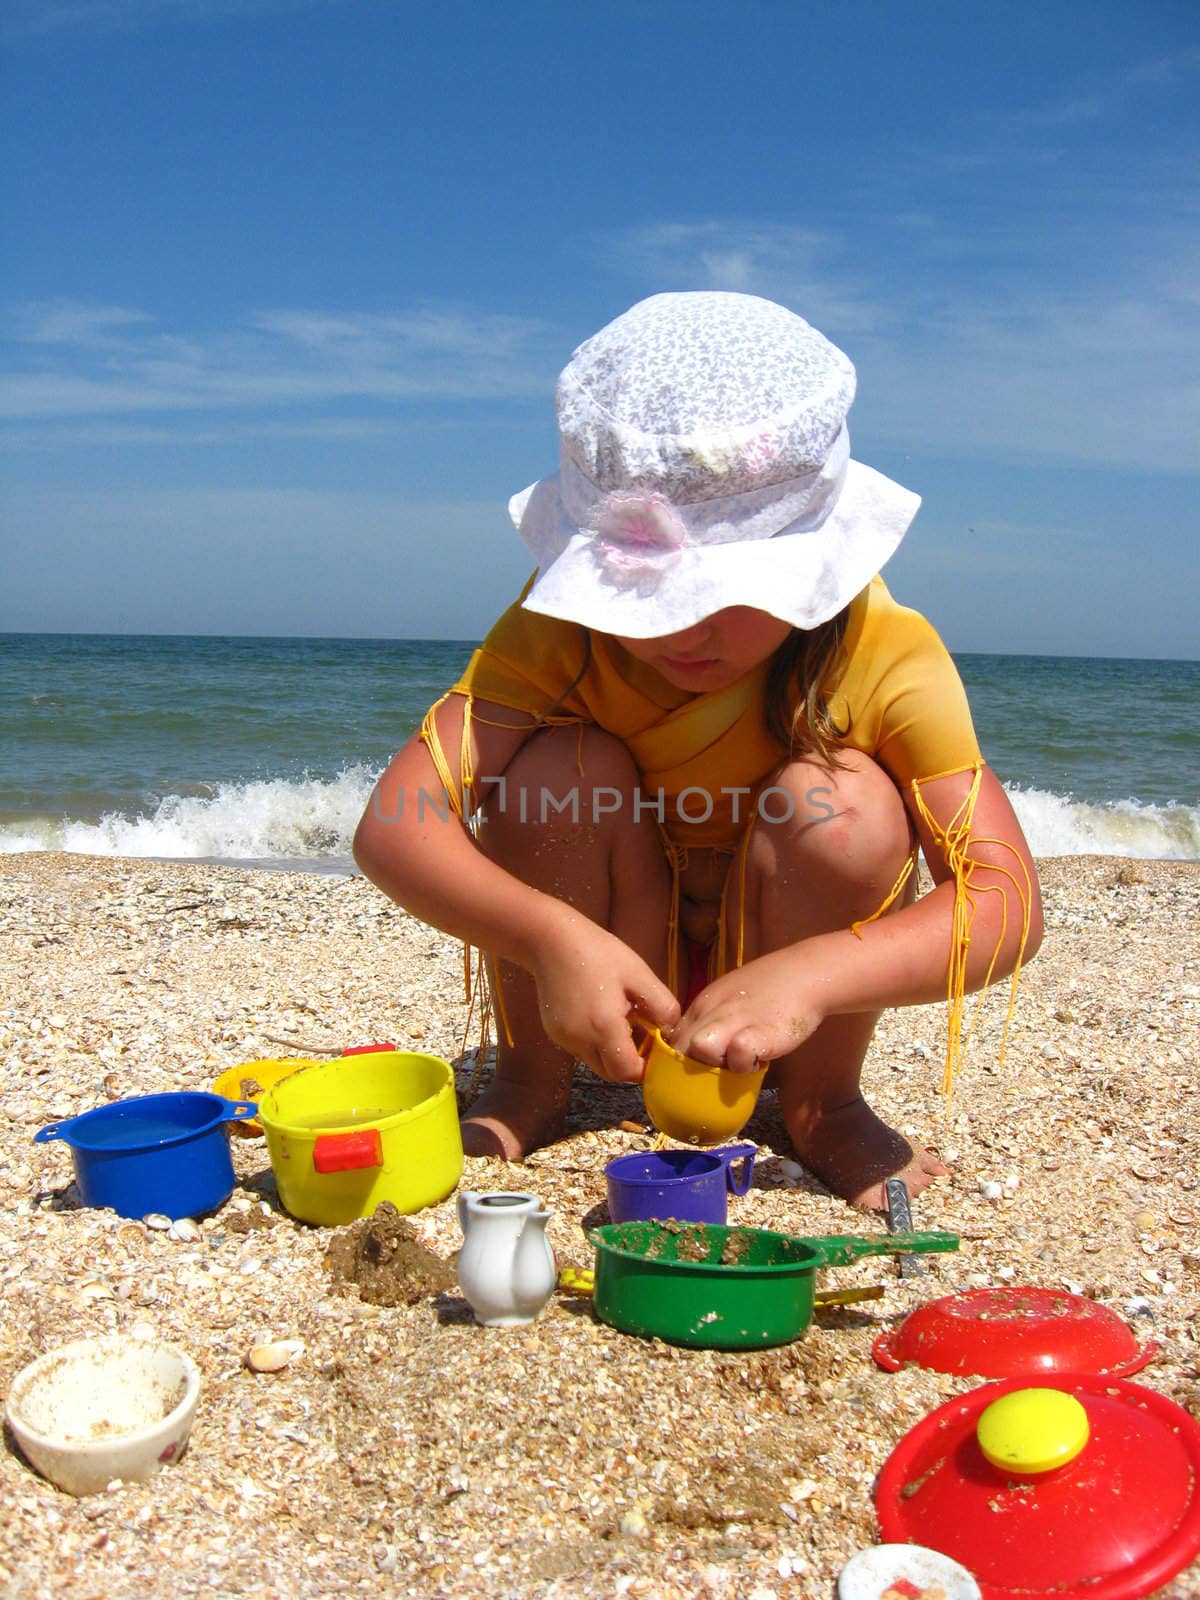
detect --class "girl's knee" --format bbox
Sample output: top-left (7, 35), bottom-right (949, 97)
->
top-left (750, 750), bottom-right (912, 884)
top-left (481, 725), bottom-right (641, 838)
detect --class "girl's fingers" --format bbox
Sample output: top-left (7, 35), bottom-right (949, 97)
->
top-left (593, 975), bottom-right (674, 1083)
top-left (723, 1027), bottom-right (770, 1074)
top-left (592, 1025), bottom-right (645, 1084)
top-left (541, 944), bottom-right (680, 1083)
top-left (673, 1020), bottom-right (725, 1066)
top-left (672, 1014), bottom-right (776, 1072)
top-left (593, 1049), bottom-right (643, 1085)
top-left (629, 975), bottom-right (681, 1032)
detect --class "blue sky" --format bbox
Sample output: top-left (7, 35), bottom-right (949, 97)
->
top-left (2, 0), bottom-right (1197, 657)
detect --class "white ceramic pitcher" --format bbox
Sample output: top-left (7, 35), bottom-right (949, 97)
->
top-left (456, 1191), bottom-right (557, 1327)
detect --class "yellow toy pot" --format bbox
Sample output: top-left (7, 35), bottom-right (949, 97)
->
top-left (256, 1051), bottom-right (463, 1226)
top-left (211, 1058), bottom-right (315, 1136)
top-left (640, 1026), bottom-right (767, 1146)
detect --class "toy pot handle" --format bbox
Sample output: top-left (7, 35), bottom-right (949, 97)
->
top-left (716, 1143), bottom-right (757, 1196)
top-left (312, 1129), bottom-right (383, 1174)
top-left (218, 1098), bottom-right (259, 1123)
top-left (457, 1191), bottom-right (480, 1235)
top-left (808, 1229), bottom-right (959, 1268)
top-left (341, 1041), bottom-right (396, 1056)
top-left (33, 1118), bottom-right (75, 1144)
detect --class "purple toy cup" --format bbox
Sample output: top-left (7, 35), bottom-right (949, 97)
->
top-left (604, 1143), bottom-right (757, 1225)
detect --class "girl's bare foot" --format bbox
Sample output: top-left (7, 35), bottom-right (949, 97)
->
top-left (785, 1094), bottom-right (947, 1212)
top-left (459, 1054), bottom-right (574, 1160)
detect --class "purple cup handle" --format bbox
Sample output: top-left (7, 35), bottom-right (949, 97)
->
top-left (717, 1143), bottom-right (757, 1196)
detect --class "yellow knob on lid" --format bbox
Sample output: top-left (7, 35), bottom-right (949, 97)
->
top-left (977, 1387), bottom-right (1090, 1475)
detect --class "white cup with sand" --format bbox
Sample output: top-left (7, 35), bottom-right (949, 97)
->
top-left (5, 1333), bottom-right (201, 1496)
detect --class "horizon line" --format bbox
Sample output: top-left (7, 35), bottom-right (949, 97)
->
top-left (1, 628), bottom-right (1196, 667)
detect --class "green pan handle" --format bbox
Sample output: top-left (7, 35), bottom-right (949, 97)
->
top-left (806, 1229), bottom-right (959, 1268)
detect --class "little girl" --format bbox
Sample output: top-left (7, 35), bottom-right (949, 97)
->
top-left (354, 291), bottom-right (1042, 1210)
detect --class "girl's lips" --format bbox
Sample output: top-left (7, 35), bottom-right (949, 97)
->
top-left (662, 657), bottom-right (718, 673)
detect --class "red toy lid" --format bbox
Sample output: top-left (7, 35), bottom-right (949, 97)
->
top-left (875, 1374), bottom-right (1200, 1600)
top-left (872, 1286), bottom-right (1157, 1379)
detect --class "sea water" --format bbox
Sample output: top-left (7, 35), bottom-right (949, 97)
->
top-left (2, 633), bottom-right (1197, 864)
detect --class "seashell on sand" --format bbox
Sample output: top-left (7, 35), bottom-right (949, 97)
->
top-left (167, 1218), bottom-right (202, 1242)
top-left (142, 1213), bottom-right (171, 1230)
top-left (246, 1339), bottom-right (304, 1374)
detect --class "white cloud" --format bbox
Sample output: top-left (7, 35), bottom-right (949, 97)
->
top-left (13, 302), bottom-right (154, 345)
top-left (598, 217), bottom-right (1200, 475)
top-left (907, 48), bottom-right (1200, 162)
top-left (0, 301), bottom-right (557, 421)
top-left (1017, 47), bottom-right (1200, 128)
top-left (0, 415), bottom-right (431, 450)
top-left (252, 308), bottom-right (539, 359)
top-left (1, 0), bottom-right (346, 44)
top-left (853, 270), bottom-right (1200, 473)
top-left (601, 222), bottom-right (889, 336)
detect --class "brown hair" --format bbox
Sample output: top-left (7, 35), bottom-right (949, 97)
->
top-left (763, 608), bottom-right (851, 766)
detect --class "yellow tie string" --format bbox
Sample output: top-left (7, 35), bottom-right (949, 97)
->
top-left (419, 695), bottom-right (516, 1066)
top-left (886, 764), bottom-right (1033, 1101)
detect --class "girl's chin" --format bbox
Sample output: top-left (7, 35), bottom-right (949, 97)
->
top-left (658, 659), bottom-right (734, 689)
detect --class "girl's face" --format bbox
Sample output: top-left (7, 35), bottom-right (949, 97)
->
top-left (615, 607), bottom-right (792, 693)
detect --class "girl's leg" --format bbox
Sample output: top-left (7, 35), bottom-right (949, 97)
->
top-left (725, 750), bottom-right (946, 1210)
top-left (462, 725), bottom-right (673, 1158)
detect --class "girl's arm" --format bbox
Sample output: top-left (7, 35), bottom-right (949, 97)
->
top-left (352, 694), bottom-right (677, 1080)
top-left (673, 765), bottom-right (1043, 1072)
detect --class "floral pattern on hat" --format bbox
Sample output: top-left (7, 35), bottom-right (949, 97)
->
top-left (556, 291), bottom-right (856, 506)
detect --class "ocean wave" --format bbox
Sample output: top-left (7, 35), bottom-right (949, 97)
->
top-left (0, 766), bottom-right (379, 863)
top-left (1007, 785), bottom-right (1200, 860)
top-left (0, 771), bottom-right (1196, 864)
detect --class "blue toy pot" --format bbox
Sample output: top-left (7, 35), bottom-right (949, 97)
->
top-left (605, 1143), bottom-right (757, 1226)
top-left (34, 1092), bottom-right (257, 1220)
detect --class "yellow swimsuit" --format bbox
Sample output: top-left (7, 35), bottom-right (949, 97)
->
top-left (425, 576), bottom-right (1030, 1094)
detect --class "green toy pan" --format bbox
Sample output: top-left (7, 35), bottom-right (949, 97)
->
top-left (589, 1221), bottom-right (960, 1350)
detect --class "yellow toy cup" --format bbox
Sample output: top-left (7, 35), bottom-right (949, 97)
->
top-left (256, 1051), bottom-right (463, 1226)
top-left (639, 1026), bottom-right (767, 1146)
top-left (211, 1059), bottom-right (315, 1136)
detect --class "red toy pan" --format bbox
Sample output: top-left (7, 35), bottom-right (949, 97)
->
top-left (872, 1285), bottom-right (1157, 1379)
top-left (875, 1373), bottom-right (1200, 1600)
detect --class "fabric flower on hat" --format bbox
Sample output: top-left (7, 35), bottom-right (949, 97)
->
top-left (593, 492), bottom-right (686, 587)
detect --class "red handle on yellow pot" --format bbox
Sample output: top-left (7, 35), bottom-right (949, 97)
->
top-left (312, 1129), bottom-right (382, 1173)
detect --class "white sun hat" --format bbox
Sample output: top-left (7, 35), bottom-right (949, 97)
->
top-left (510, 290), bottom-right (920, 639)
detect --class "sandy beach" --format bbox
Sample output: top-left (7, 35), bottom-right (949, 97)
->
top-left (0, 849), bottom-right (1197, 1599)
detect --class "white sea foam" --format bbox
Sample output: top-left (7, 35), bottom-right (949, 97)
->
top-left (1, 771), bottom-right (1197, 864)
top-left (1007, 785), bottom-right (1200, 861)
top-left (0, 766), bottom-right (379, 866)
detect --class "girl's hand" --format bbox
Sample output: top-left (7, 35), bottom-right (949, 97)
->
top-left (529, 916), bottom-right (680, 1084)
top-left (669, 948), bottom-right (824, 1073)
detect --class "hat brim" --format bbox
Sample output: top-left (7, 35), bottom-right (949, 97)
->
top-left (512, 460), bottom-right (919, 638)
